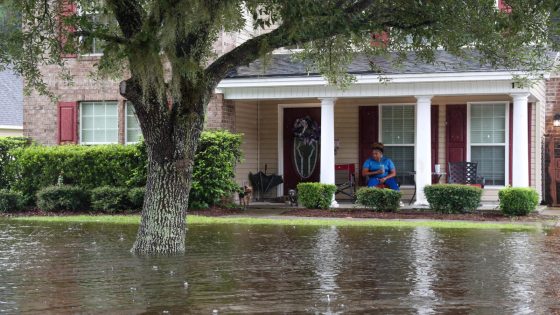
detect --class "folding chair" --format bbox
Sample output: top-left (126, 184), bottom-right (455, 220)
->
top-left (335, 164), bottom-right (356, 199)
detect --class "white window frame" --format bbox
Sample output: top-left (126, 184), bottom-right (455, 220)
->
top-left (77, 4), bottom-right (106, 57)
top-left (379, 103), bottom-right (416, 187)
top-left (79, 101), bottom-right (119, 145)
top-left (466, 101), bottom-right (510, 188)
top-left (125, 102), bottom-right (142, 144)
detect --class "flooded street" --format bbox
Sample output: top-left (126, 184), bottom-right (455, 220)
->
top-left (1, 219), bottom-right (559, 314)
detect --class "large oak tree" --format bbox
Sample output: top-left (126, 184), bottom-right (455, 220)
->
top-left (0, 0), bottom-right (558, 254)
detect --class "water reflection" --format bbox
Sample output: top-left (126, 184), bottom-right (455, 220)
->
top-left (0, 219), bottom-right (559, 314)
top-left (408, 227), bottom-right (438, 315)
top-left (312, 226), bottom-right (342, 314)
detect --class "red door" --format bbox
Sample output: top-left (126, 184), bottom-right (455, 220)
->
top-left (359, 106), bottom-right (379, 186)
top-left (446, 105), bottom-right (467, 173)
top-left (283, 108), bottom-right (321, 194)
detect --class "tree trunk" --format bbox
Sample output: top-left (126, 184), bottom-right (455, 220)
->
top-left (131, 158), bottom-right (189, 254)
top-left (125, 79), bottom-right (207, 255)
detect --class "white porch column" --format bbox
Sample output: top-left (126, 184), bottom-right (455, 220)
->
top-left (511, 92), bottom-right (530, 187)
top-left (319, 97), bottom-right (338, 207)
top-left (414, 95), bottom-right (433, 206)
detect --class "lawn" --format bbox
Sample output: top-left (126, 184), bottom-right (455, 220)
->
top-left (7, 214), bottom-right (540, 230)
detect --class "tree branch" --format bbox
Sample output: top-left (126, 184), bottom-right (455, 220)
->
top-left (106, 0), bottom-right (145, 39)
top-left (73, 30), bottom-right (130, 45)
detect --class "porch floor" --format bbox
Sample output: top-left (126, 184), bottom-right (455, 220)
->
top-left (245, 200), bottom-right (502, 212)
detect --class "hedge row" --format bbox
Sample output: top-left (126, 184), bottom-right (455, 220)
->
top-left (2, 130), bottom-right (242, 209)
top-left (8, 143), bottom-right (147, 202)
top-left (424, 184), bottom-right (482, 213)
top-left (499, 187), bottom-right (539, 216)
top-left (36, 185), bottom-right (146, 213)
top-left (356, 187), bottom-right (401, 211)
top-left (297, 183), bottom-right (337, 209)
top-left (189, 131), bottom-right (243, 208)
top-left (0, 137), bottom-right (31, 189)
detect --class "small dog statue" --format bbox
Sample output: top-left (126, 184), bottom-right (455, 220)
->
top-left (288, 189), bottom-right (298, 207)
top-left (238, 185), bottom-right (253, 209)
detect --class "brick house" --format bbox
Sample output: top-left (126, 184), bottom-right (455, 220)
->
top-left (21, 1), bottom-right (559, 205)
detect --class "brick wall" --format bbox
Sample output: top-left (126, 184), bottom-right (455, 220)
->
top-left (23, 57), bottom-right (123, 145)
top-left (205, 94), bottom-right (235, 131)
top-left (24, 57), bottom-right (234, 144)
top-left (544, 74), bottom-right (560, 204)
top-left (545, 75), bottom-right (560, 137)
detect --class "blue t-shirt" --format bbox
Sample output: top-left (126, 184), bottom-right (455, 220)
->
top-left (363, 157), bottom-right (395, 178)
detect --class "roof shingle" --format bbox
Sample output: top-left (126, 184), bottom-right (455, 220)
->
top-left (226, 50), bottom-right (556, 79)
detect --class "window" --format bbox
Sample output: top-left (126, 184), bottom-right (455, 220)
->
top-left (126, 102), bottom-right (142, 143)
top-left (80, 101), bottom-right (118, 144)
top-left (380, 105), bottom-right (415, 185)
top-left (77, 2), bottom-right (111, 55)
top-left (470, 103), bottom-right (507, 186)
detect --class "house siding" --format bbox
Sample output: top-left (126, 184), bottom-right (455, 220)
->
top-left (234, 101), bottom-right (259, 187)
top-left (0, 128), bottom-right (23, 137)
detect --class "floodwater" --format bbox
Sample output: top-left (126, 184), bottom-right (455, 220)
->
top-left (0, 219), bottom-right (559, 314)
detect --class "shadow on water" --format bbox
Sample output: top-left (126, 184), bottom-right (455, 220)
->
top-left (0, 219), bottom-right (560, 314)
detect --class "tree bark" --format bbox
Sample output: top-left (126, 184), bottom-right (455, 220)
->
top-left (123, 78), bottom-right (207, 255)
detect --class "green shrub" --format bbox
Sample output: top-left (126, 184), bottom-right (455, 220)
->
top-left (424, 184), bottom-right (482, 213)
top-left (36, 185), bottom-right (89, 212)
top-left (8, 143), bottom-right (146, 202)
top-left (128, 187), bottom-right (145, 210)
top-left (356, 187), bottom-right (402, 211)
top-left (499, 187), bottom-right (539, 216)
top-left (0, 137), bottom-right (31, 189)
top-left (0, 189), bottom-right (24, 213)
top-left (90, 186), bottom-right (129, 213)
top-left (189, 130), bottom-right (243, 208)
top-left (297, 183), bottom-right (337, 209)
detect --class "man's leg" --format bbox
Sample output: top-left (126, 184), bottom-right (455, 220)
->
top-left (367, 177), bottom-right (381, 187)
top-left (385, 177), bottom-right (400, 191)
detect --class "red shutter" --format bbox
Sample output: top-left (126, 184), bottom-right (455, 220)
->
top-left (498, 0), bottom-right (512, 13)
top-left (59, 1), bottom-right (77, 58)
top-left (371, 31), bottom-right (389, 48)
top-left (58, 102), bottom-right (78, 144)
top-left (359, 106), bottom-right (379, 185)
top-left (446, 105), bottom-right (467, 167)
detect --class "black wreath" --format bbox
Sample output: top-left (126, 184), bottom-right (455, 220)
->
top-left (293, 116), bottom-right (320, 145)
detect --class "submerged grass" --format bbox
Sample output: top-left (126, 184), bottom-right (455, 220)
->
top-left (6, 214), bottom-right (539, 230)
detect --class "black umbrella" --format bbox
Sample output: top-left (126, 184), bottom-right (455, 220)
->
top-left (249, 171), bottom-right (283, 201)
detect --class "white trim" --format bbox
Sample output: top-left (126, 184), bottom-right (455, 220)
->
top-left (79, 101), bottom-right (119, 145)
top-left (124, 101), bottom-right (142, 144)
top-left (219, 80), bottom-right (536, 101)
top-left (277, 102), bottom-right (321, 197)
top-left (466, 101), bottom-right (510, 186)
top-left (0, 125), bottom-right (23, 130)
top-left (378, 104), bottom-right (417, 188)
top-left (277, 106), bottom-right (283, 197)
top-left (218, 71), bottom-right (543, 88)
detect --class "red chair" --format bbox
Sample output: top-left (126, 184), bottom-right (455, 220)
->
top-left (335, 164), bottom-right (356, 199)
